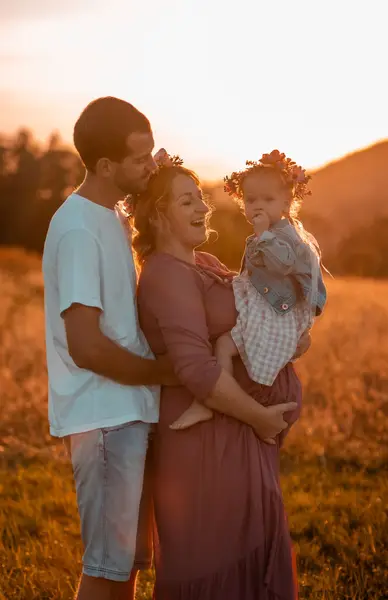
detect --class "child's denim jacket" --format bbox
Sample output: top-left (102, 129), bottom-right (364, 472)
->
top-left (241, 219), bottom-right (327, 316)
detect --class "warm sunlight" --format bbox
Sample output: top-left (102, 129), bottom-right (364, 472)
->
top-left (1, 0), bottom-right (388, 178)
top-left (2, 4), bottom-right (388, 600)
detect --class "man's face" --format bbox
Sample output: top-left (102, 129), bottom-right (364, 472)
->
top-left (114, 132), bottom-right (156, 194)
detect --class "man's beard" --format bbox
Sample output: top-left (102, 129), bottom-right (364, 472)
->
top-left (115, 172), bottom-right (150, 195)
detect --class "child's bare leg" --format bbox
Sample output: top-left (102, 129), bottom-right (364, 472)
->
top-left (170, 400), bottom-right (213, 430)
top-left (215, 332), bottom-right (238, 375)
top-left (170, 332), bottom-right (237, 431)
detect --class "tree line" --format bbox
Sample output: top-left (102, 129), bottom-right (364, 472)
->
top-left (0, 128), bottom-right (385, 277)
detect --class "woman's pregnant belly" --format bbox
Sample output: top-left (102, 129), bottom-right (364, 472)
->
top-left (159, 358), bottom-right (302, 431)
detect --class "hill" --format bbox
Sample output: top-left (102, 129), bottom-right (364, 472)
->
top-left (306, 140), bottom-right (388, 255)
top-left (206, 140), bottom-right (388, 259)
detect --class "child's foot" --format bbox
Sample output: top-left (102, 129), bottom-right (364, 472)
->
top-left (170, 404), bottom-right (213, 430)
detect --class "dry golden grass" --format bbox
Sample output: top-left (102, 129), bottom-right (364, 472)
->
top-left (0, 247), bottom-right (387, 599)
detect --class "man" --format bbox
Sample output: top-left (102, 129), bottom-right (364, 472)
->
top-left (42, 97), bottom-right (174, 600)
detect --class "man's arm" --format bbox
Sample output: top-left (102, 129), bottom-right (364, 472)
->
top-left (64, 303), bottom-right (175, 386)
top-left (56, 229), bottom-right (175, 387)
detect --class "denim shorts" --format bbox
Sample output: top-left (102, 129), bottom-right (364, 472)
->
top-left (69, 421), bottom-right (153, 582)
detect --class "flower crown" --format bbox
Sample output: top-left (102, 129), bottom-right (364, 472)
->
top-left (224, 149), bottom-right (311, 201)
top-left (153, 147), bottom-right (184, 168)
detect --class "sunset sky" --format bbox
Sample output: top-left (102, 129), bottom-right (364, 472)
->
top-left (1, 0), bottom-right (387, 180)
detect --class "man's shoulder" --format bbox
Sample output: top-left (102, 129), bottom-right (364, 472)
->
top-left (52, 193), bottom-right (91, 224)
top-left (45, 195), bottom-right (100, 245)
top-left (43, 203), bottom-right (102, 275)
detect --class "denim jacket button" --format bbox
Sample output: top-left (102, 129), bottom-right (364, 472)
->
top-left (281, 303), bottom-right (289, 310)
top-left (263, 287), bottom-right (269, 294)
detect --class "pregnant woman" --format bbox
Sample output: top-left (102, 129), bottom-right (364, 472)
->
top-left (134, 151), bottom-right (305, 599)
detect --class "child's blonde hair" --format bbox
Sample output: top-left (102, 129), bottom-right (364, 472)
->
top-left (224, 149), bottom-right (319, 253)
top-left (225, 150), bottom-right (324, 311)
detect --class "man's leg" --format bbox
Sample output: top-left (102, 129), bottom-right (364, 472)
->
top-left (115, 571), bottom-right (138, 600)
top-left (70, 422), bottom-right (151, 600)
top-left (75, 571), bottom-right (138, 600)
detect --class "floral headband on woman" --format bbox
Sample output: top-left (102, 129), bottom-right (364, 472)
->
top-left (224, 149), bottom-right (312, 201)
top-left (153, 147), bottom-right (183, 168)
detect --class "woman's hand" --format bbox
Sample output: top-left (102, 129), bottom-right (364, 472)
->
top-left (251, 402), bottom-right (298, 445)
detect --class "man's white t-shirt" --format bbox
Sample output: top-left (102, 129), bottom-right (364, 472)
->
top-left (42, 193), bottom-right (159, 437)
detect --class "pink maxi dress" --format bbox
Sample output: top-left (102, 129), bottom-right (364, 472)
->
top-left (137, 250), bottom-right (301, 600)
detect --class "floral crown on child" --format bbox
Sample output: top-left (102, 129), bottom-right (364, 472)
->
top-left (223, 149), bottom-right (312, 201)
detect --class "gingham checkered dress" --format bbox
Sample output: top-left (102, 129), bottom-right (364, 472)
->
top-left (231, 272), bottom-right (311, 386)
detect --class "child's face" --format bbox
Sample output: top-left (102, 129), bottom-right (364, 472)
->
top-left (242, 171), bottom-right (291, 226)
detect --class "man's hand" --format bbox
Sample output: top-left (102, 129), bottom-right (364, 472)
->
top-left (293, 329), bottom-right (312, 360)
top-left (156, 354), bottom-right (179, 386)
top-left (251, 402), bottom-right (297, 445)
top-left (253, 210), bottom-right (271, 238)
top-left (63, 303), bottom-right (180, 387)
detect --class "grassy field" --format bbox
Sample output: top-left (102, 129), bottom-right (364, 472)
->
top-left (0, 248), bottom-right (387, 600)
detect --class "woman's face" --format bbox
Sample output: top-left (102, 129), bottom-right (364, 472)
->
top-left (158, 174), bottom-right (209, 249)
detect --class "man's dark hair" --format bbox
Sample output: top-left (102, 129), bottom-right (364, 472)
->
top-left (73, 97), bottom-right (151, 172)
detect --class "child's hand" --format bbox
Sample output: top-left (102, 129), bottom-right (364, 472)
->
top-left (253, 210), bottom-right (271, 237)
